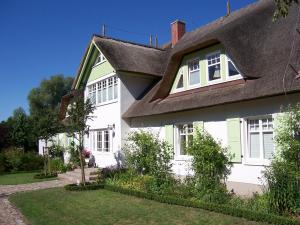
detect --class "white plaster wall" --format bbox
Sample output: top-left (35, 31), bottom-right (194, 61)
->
top-left (85, 75), bottom-right (121, 168)
top-left (129, 93), bottom-right (300, 185)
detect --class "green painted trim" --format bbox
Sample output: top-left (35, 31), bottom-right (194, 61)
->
top-left (75, 42), bottom-right (116, 89)
top-left (87, 61), bottom-right (114, 83)
top-left (227, 118), bottom-right (242, 163)
top-left (165, 125), bottom-right (174, 147)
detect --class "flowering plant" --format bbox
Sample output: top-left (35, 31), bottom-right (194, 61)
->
top-left (82, 149), bottom-right (91, 158)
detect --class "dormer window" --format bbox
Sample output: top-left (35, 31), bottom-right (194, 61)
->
top-left (175, 70), bottom-right (184, 91)
top-left (226, 55), bottom-right (240, 78)
top-left (207, 52), bottom-right (221, 82)
top-left (188, 59), bottom-right (200, 87)
top-left (94, 51), bottom-right (106, 66)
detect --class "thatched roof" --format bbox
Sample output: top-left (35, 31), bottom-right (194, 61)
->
top-left (123, 0), bottom-right (300, 118)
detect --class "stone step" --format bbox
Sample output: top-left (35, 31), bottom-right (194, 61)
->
top-left (58, 168), bottom-right (98, 183)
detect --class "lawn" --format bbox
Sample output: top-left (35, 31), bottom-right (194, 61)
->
top-left (9, 188), bottom-right (268, 225)
top-left (0, 172), bottom-right (56, 185)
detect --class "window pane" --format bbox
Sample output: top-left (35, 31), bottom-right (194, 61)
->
top-left (189, 70), bottom-right (200, 85)
top-left (180, 134), bottom-right (186, 155)
top-left (104, 130), bottom-right (109, 152)
top-left (250, 133), bottom-right (260, 158)
top-left (228, 61), bottom-right (239, 76)
top-left (108, 86), bottom-right (113, 101)
top-left (176, 74), bottom-right (184, 89)
top-left (114, 77), bottom-right (118, 99)
top-left (263, 132), bottom-right (274, 159)
top-left (208, 64), bottom-right (221, 81)
top-left (97, 131), bottom-right (102, 151)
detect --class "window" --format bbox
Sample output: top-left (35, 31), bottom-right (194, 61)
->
top-left (94, 51), bottom-right (106, 65)
top-left (188, 59), bottom-right (200, 86)
top-left (88, 76), bottom-right (118, 105)
top-left (88, 84), bottom-right (96, 104)
top-left (176, 73), bottom-right (184, 89)
top-left (226, 55), bottom-right (240, 78)
top-left (92, 129), bottom-right (111, 152)
top-left (207, 52), bottom-right (221, 82)
top-left (176, 124), bottom-right (193, 155)
top-left (247, 117), bottom-right (274, 161)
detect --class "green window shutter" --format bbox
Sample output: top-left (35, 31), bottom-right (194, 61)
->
top-left (165, 125), bottom-right (174, 147)
top-left (193, 121), bottom-right (204, 133)
top-left (227, 118), bottom-right (242, 163)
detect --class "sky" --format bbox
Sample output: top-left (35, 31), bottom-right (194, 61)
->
top-left (0, 0), bottom-right (255, 121)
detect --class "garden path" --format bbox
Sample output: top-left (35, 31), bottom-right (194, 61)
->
top-left (0, 179), bottom-right (71, 225)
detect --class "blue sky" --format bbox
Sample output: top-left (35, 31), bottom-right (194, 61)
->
top-left (0, 0), bottom-right (255, 121)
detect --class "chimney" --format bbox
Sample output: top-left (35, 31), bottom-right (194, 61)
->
top-left (171, 20), bottom-right (185, 47)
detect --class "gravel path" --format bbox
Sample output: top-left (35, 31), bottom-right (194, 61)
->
top-left (0, 179), bottom-right (70, 225)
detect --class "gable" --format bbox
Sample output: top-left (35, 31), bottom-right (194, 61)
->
top-left (170, 44), bottom-right (241, 94)
top-left (74, 41), bottom-right (115, 89)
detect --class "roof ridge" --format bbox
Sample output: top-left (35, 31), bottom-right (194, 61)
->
top-left (185, 0), bottom-right (265, 37)
top-left (93, 34), bottom-right (165, 51)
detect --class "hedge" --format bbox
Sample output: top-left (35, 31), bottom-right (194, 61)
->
top-left (65, 182), bottom-right (104, 191)
top-left (34, 173), bottom-right (57, 179)
top-left (104, 184), bottom-right (300, 225)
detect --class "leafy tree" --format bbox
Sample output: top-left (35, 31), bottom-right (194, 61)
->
top-left (65, 94), bottom-right (95, 186)
top-left (28, 75), bottom-right (73, 175)
top-left (273, 0), bottom-right (298, 20)
top-left (10, 108), bottom-right (29, 151)
top-left (0, 120), bottom-right (12, 152)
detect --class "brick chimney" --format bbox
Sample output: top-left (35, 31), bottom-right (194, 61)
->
top-left (171, 20), bottom-right (185, 47)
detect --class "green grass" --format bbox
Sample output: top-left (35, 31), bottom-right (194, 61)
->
top-left (9, 188), bottom-right (268, 225)
top-left (0, 172), bottom-right (56, 185)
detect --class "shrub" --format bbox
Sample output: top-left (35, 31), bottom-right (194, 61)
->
top-left (68, 140), bottom-right (80, 167)
top-left (64, 182), bottom-right (104, 191)
top-left (264, 104), bottom-right (300, 214)
top-left (48, 143), bottom-right (65, 160)
top-left (0, 153), bottom-right (6, 173)
top-left (2, 148), bottom-right (43, 172)
top-left (123, 130), bottom-right (174, 194)
top-left (186, 129), bottom-right (232, 203)
top-left (49, 157), bottom-right (65, 173)
top-left (34, 173), bottom-right (57, 179)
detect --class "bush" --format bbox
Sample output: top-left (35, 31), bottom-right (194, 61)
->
top-left (264, 104), bottom-right (300, 214)
top-left (48, 143), bottom-right (65, 160)
top-left (68, 140), bottom-right (80, 167)
top-left (1, 148), bottom-right (43, 172)
top-left (123, 130), bottom-right (174, 194)
top-left (186, 129), bottom-right (232, 203)
top-left (34, 173), bottom-right (57, 179)
top-left (49, 157), bottom-right (65, 173)
top-left (64, 182), bottom-right (104, 191)
top-left (0, 153), bottom-right (7, 173)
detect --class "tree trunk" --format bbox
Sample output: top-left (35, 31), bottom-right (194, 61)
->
top-left (44, 140), bottom-right (48, 175)
top-left (78, 134), bottom-right (86, 186)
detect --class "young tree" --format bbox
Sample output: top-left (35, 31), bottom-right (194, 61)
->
top-left (65, 94), bottom-right (95, 185)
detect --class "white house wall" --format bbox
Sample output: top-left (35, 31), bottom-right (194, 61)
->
top-left (129, 93), bottom-right (300, 186)
top-left (84, 75), bottom-right (121, 168)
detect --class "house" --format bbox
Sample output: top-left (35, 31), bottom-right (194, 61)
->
top-left (40, 0), bottom-right (300, 195)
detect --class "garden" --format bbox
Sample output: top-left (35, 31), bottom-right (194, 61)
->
top-left (61, 104), bottom-right (300, 225)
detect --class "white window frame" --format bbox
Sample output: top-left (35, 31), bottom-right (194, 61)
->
top-left (174, 69), bottom-right (185, 93)
top-left (206, 51), bottom-right (222, 85)
top-left (187, 58), bottom-right (201, 89)
top-left (94, 51), bottom-right (106, 66)
top-left (88, 84), bottom-right (97, 104)
top-left (174, 123), bottom-right (194, 160)
top-left (225, 54), bottom-right (242, 81)
top-left (86, 75), bottom-right (118, 106)
top-left (243, 115), bottom-right (275, 165)
top-left (89, 129), bottom-right (113, 153)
